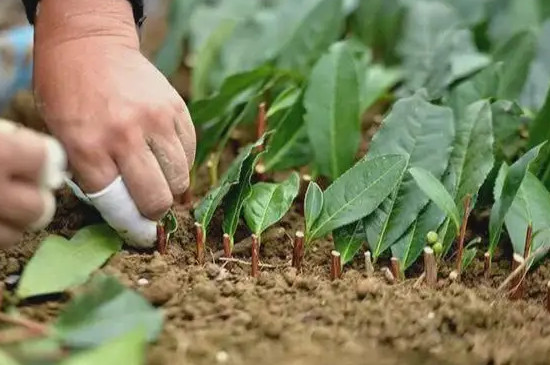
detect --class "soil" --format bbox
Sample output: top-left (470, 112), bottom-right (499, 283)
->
top-left (0, 187), bottom-right (550, 365)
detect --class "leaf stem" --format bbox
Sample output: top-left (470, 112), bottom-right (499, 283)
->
top-left (195, 222), bottom-right (205, 265)
top-left (0, 313), bottom-right (49, 337)
top-left (456, 194), bottom-right (472, 275)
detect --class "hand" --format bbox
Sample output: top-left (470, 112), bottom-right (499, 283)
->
top-left (0, 118), bottom-right (67, 248)
top-left (32, 0), bottom-right (196, 222)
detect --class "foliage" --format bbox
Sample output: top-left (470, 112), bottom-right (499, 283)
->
top-left (16, 225), bottom-right (123, 299)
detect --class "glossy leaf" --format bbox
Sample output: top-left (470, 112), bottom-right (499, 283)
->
top-left (194, 136), bottom-right (266, 233)
top-left (495, 167), bottom-right (550, 263)
top-left (222, 149), bottom-right (264, 242)
top-left (17, 225), bottom-right (122, 299)
top-left (489, 143), bottom-right (545, 256)
top-left (243, 172), bottom-right (300, 237)
top-left (363, 94), bottom-right (455, 259)
top-left (263, 94), bottom-right (312, 171)
top-left (333, 221), bottom-right (364, 265)
top-left (305, 41), bottom-right (361, 180)
top-left (493, 30), bottom-right (538, 102)
top-left (410, 167), bottom-right (460, 232)
top-left (308, 154), bottom-right (408, 242)
top-left (54, 275), bottom-right (163, 348)
top-left (304, 181), bottom-right (324, 237)
top-left (60, 330), bottom-right (146, 365)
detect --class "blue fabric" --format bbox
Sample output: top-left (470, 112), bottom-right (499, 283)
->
top-left (0, 25), bottom-right (34, 112)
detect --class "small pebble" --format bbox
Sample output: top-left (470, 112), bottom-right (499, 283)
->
top-left (427, 312), bottom-right (435, 320)
top-left (137, 278), bottom-right (149, 286)
top-left (216, 351), bottom-right (229, 363)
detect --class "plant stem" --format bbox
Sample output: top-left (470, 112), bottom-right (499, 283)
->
top-left (424, 247), bottom-right (437, 288)
top-left (251, 234), bottom-right (260, 278)
top-left (0, 313), bottom-right (49, 336)
top-left (364, 251), bottom-right (374, 276)
top-left (330, 250), bottom-right (341, 280)
top-left (390, 257), bottom-right (401, 281)
top-left (223, 234), bottom-right (232, 259)
top-left (292, 231), bottom-right (305, 271)
top-left (546, 281), bottom-right (550, 313)
top-left (523, 224), bottom-right (533, 259)
top-left (382, 267), bottom-right (395, 284)
top-left (498, 244), bottom-right (550, 292)
top-left (256, 102), bottom-right (267, 150)
top-left (195, 222), bottom-right (205, 265)
top-left (509, 253), bottom-right (525, 300)
top-left (207, 154), bottom-right (219, 188)
top-left (483, 252), bottom-right (491, 280)
top-left (456, 194), bottom-right (472, 275)
top-left (156, 225), bottom-right (167, 255)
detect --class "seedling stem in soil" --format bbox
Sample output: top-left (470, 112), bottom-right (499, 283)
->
top-left (483, 252), bottom-right (491, 280)
top-left (223, 234), bottom-right (232, 259)
top-left (456, 194), bottom-right (472, 275)
top-left (424, 247), bottom-right (437, 288)
top-left (195, 222), bottom-right (205, 265)
top-left (251, 234), bottom-right (260, 277)
top-left (509, 253), bottom-right (525, 300)
top-left (365, 251), bottom-right (374, 276)
top-left (546, 281), bottom-right (550, 313)
top-left (292, 231), bottom-right (305, 271)
top-left (256, 102), bottom-right (266, 151)
top-left (390, 257), bottom-right (401, 281)
top-left (330, 250), bottom-right (341, 280)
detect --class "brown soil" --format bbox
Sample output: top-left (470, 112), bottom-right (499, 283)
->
top-left (1, 190), bottom-right (550, 365)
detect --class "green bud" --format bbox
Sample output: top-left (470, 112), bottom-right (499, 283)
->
top-left (433, 241), bottom-right (443, 255)
top-left (426, 231), bottom-right (439, 245)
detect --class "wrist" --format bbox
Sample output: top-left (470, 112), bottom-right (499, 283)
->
top-left (34, 0), bottom-right (140, 50)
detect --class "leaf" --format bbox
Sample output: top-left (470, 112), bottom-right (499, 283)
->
top-left (333, 221), bottom-right (364, 265)
top-left (54, 275), bottom-right (163, 348)
top-left (489, 143), bottom-right (546, 256)
top-left (461, 246), bottom-right (478, 271)
top-left (495, 167), bottom-right (550, 263)
top-left (491, 100), bottom-right (526, 161)
top-left (363, 94), bottom-right (455, 259)
top-left (397, 1), bottom-right (489, 98)
top-left (305, 41), bottom-right (361, 180)
top-left (243, 172), bottom-right (300, 237)
top-left (154, 0), bottom-right (201, 77)
top-left (222, 149), bottom-right (264, 242)
top-left (391, 202), bottom-right (446, 270)
top-left (488, 0), bottom-right (541, 46)
top-left (16, 225), bottom-right (122, 299)
top-left (304, 181), bottom-right (324, 237)
top-left (0, 350), bottom-right (19, 365)
top-left (409, 167), bottom-right (460, 231)
top-left (60, 329), bottom-right (146, 365)
top-left (194, 136), bottom-right (266, 234)
top-left (493, 30), bottom-right (538, 102)
top-left (308, 154), bottom-right (408, 242)
top-left (361, 64), bottom-right (402, 112)
top-left (520, 20), bottom-right (550, 112)
top-left (528, 86), bottom-right (550, 150)
top-left (263, 94), bottom-right (312, 172)
top-left (439, 100), bottom-right (494, 251)
top-left (266, 85), bottom-right (302, 128)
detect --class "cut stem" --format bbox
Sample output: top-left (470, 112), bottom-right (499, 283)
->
top-left (483, 252), bottom-right (491, 280)
top-left (256, 102), bottom-right (267, 150)
top-left (251, 234), bottom-right (260, 278)
top-left (156, 225), bottom-right (167, 255)
top-left (223, 234), bottom-right (232, 259)
top-left (456, 194), bottom-right (472, 275)
top-left (509, 253), bottom-right (525, 300)
top-left (292, 231), bottom-right (305, 271)
top-left (546, 281), bottom-right (550, 313)
top-left (330, 250), bottom-right (341, 280)
top-left (424, 247), bottom-right (437, 288)
top-left (382, 267), bottom-right (395, 284)
top-left (390, 257), bottom-right (401, 281)
top-left (195, 222), bottom-right (205, 265)
top-left (364, 250), bottom-right (374, 276)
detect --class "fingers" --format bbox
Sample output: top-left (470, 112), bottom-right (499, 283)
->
top-left (0, 222), bottom-right (23, 249)
top-left (174, 106), bottom-right (196, 169)
top-left (0, 182), bottom-right (45, 229)
top-left (114, 135), bottom-right (173, 221)
top-left (148, 134), bottom-right (190, 197)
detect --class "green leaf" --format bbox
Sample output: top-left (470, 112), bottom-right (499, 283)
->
top-left (60, 329), bottom-right (146, 365)
top-left (243, 172), bottom-right (300, 237)
top-left (361, 64), bottom-right (402, 112)
top-left (304, 181), bottom-right (324, 237)
top-left (154, 0), bottom-right (201, 77)
top-left (16, 225), bottom-right (122, 299)
top-left (397, 1), bottom-right (489, 98)
top-left (495, 167), bottom-right (550, 262)
top-left (529, 86), bottom-right (550, 150)
top-left (440, 100), bottom-right (494, 251)
top-left (461, 245), bottom-right (478, 271)
top-left (333, 221), bottom-right (364, 265)
top-left (493, 30), bottom-right (538, 102)
top-left (54, 275), bottom-right (163, 348)
top-left (308, 154), bottom-right (408, 242)
top-left (222, 149), bottom-right (264, 243)
top-left (488, 0), bottom-right (541, 46)
top-left (0, 350), bottom-right (20, 365)
top-left (194, 136), bottom-right (266, 234)
top-left (305, 41), bottom-right (361, 180)
top-left (489, 143), bottom-right (546, 256)
top-left (363, 94), bottom-right (455, 259)
top-left (520, 20), bottom-right (550, 112)
top-left (391, 202), bottom-right (446, 270)
top-left (491, 100), bottom-right (526, 161)
top-left (409, 167), bottom-right (460, 231)
top-left (263, 94), bottom-right (312, 172)
top-left (266, 85), bottom-right (302, 128)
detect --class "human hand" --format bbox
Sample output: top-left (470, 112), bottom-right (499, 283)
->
top-left (32, 0), bottom-right (195, 247)
top-left (0, 118), bottom-right (67, 248)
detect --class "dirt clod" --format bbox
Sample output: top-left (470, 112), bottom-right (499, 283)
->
top-left (143, 277), bottom-right (178, 305)
top-left (283, 267), bottom-right (297, 286)
top-left (194, 282), bottom-right (219, 303)
top-left (356, 278), bottom-right (382, 300)
top-left (5, 257), bottom-right (20, 274)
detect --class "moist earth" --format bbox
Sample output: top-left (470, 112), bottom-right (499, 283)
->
top-left (2, 190), bottom-right (550, 365)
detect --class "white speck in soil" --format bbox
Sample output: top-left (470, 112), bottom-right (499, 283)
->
top-left (216, 351), bottom-right (229, 363)
top-left (137, 278), bottom-right (149, 286)
top-left (427, 312), bottom-right (435, 320)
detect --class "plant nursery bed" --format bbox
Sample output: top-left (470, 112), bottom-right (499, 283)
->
top-left (2, 189), bottom-right (550, 365)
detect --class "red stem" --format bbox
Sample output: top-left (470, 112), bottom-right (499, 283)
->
top-left (390, 257), bottom-right (401, 281)
top-left (292, 231), bottom-right (305, 271)
top-left (156, 225), bottom-right (167, 255)
top-left (223, 234), bottom-right (232, 259)
top-left (546, 281), bottom-right (550, 313)
top-left (483, 252), bottom-right (491, 280)
top-left (330, 250), bottom-right (341, 280)
top-left (251, 234), bottom-right (260, 278)
top-left (456, 194), bottom-right (472, 274)
top-left (195, 222), bottom-right (205, 265)
top-left (256, 102), bottom-right (267, 150)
